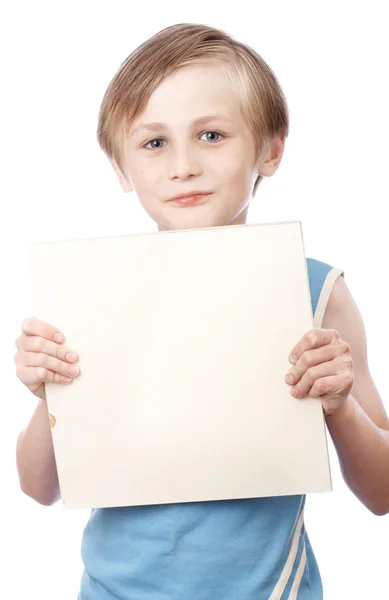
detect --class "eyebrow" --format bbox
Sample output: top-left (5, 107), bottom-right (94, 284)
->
top-left (130, 115), bottom-right (234, 137)
top-left (130, 122), bottom-right (166, 136)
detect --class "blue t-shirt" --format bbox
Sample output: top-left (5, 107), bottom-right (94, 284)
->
top-left (79, 258), bottom-right (340, 600)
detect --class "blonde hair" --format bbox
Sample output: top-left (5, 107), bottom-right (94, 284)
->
top-left (97, 23), bottom-right (289, 191)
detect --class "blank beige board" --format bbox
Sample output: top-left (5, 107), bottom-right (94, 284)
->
top-left (26, 222), bottom-right (331, 509)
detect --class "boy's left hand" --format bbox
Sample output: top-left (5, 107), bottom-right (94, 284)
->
top-left (285, 329), bottom-right (355, 416)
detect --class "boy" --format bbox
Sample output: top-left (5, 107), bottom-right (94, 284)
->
top-left (15, 23), bottom-right (389, 600)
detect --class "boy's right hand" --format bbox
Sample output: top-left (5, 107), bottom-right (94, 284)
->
top-left (15, 317), bottom-right (80, 401)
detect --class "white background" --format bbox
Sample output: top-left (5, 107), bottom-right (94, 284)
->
top-left (1, 1), bottom-right (388, 598)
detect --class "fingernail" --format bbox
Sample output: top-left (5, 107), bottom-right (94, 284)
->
top-left (291, 387), bottom-right (299, 398)
top-left (66, 352), bottom-right (78, 363)
top-left (68, 366), bottom-right (80, 377)
top-left (61, 376), bottom-right (72, 384)
top-left (285, 374), bottom-right (294, 385)
top-left (289, 354), bottom-right (297, 364)
top-left (54, 333), bottom-right (65, 344)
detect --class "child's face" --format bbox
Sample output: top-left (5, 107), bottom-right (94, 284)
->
top-left (116, 63), bottom-right (283, 231)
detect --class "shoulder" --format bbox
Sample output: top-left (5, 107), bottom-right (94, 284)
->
top-left (306, 258), bottom-right (344, 328)
top-left (309, 259), bottom-right (360, 343)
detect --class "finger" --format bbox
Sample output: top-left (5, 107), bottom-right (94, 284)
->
top-left (321, 389), bottom-right (354, 416)
top-left (308, 371), bottom-right (354, 399)
top-left (22, 317), bottom-right (65, 344)
top-left (289, 328), bottom-right (340, 364)
top-left (290, 356), bottom-right (349, 398)
top-left (21, 335), bottom-right (78, 363)
top-left (16, 365), bottom-right (73, 386)
top-left (285, 340), bottom-right (350, 385)
top-left (19, 350), bottom-right (80, 379)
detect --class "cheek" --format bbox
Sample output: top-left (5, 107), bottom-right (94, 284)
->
top-left (218, 155), bottom-right (255, 191)
top-left (215, 140), bottom-right (256, 178)
top-left (123, 148), bottom-right (160, 187)
top-left (130, 164), bottom-right (160, 195)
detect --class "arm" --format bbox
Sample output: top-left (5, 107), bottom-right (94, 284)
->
top-left (17, 396), bottom-right (61, 506)
top-left (323, 276), bottom-right (389, 515)
top-left (15, 317), bottom-right (80, 506)
top-left (286, 276), bottom-right (389, 515)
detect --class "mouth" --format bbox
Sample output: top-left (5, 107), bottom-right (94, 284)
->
top-left (168, 192), bottom-right (212, 206)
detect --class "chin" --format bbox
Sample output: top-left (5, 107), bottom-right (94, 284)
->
top-left (155, 202), bottom-right (247, 232)
top-left (162, 218), bottom-right (230, 232)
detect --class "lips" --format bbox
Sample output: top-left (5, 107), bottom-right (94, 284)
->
top-left (168, 192), bottom-right (211, 206)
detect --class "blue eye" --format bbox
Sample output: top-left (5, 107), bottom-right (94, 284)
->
top-left (201, 131), bottom-right (222, 142)
top-left (145, 139), bottom-right (166, 149)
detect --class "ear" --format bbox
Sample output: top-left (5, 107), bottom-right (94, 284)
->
top-left (110, 161), bottom-right (133, 193)
top-left (256, 134), bottom-right (285, 178)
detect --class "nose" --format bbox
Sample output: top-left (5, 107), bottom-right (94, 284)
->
top-left (168, 143), bottom-right (203, 181)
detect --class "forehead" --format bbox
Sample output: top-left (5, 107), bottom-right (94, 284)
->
top-left (132, 63), bottom-right (242, 127)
